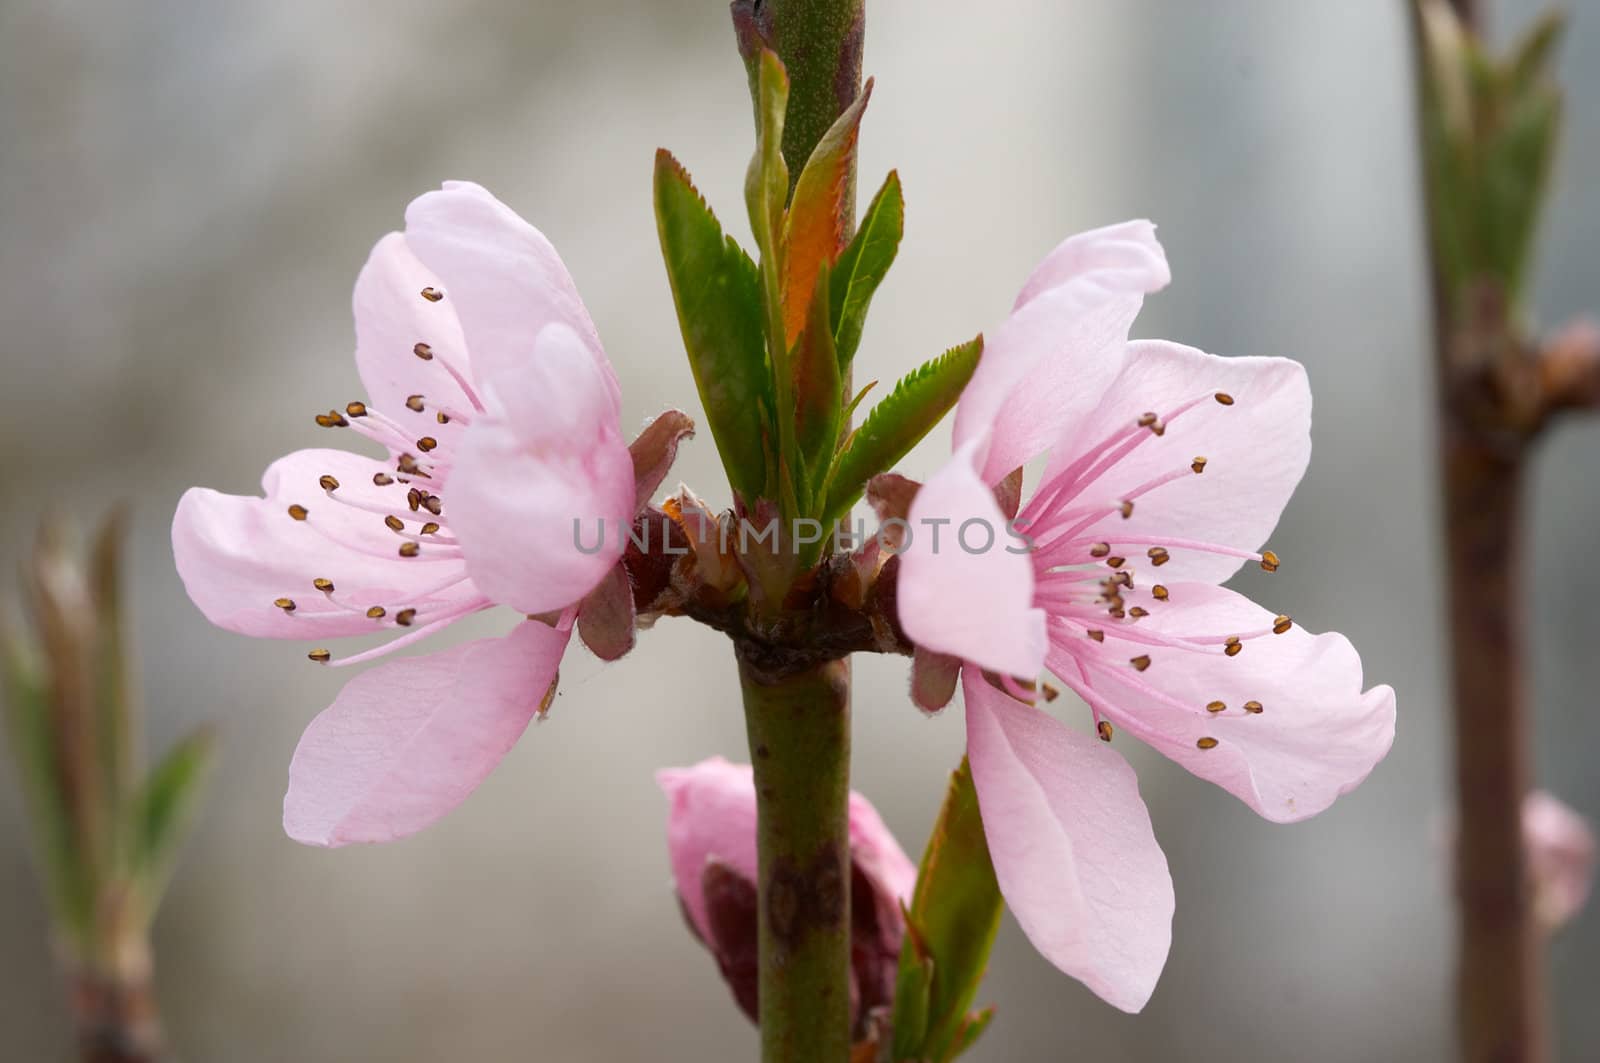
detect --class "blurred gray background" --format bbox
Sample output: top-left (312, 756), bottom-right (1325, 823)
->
top-left (2, 1), bottom-right (1596, 1059)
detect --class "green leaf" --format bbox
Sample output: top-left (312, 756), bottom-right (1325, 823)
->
top-left (1, 630), bottom-right (92, 939)
top-left (949, 1006), bottom-right (996, 1058)
top-left (655, 149), bottom-right (774, 502)
top-left (791, 263), bottom-right (842, 501)
top-left (126, 725), bottom-right (215, 908)
top-left (821, 335), bottom-right (982, 523)
top-left (782, 79), bottom-right (873, 347)
top-left (830, 170), bottom-right (904, 368)
top-left (745, 49), bottom-right (789, 270)
top-left (893, 757), bottom-right (1003, 1063)
top-left (889, 926), bottom-right (934, 1062)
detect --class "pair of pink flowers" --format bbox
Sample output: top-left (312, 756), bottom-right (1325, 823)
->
top-left (172, 184), bottom-right (1396, 1013)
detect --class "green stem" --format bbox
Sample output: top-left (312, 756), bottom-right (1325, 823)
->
top-left (739, 656), bottom-right (852, 1063)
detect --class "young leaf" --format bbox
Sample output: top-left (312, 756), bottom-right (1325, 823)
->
top-left (654, 150), bottom-right (774, 502)
top-left (781, 79), bottom-right (874, 346)
top-left (830, 170), bottom-right (904, 368)
top-left (893, 756), bottom-right (1003, 1063)
top-left (745, 49), bottom-right (790, 272)
top-left (890, 928), bottom-right (934, 1062)
top-left (821, 335), bottom-right (982, 523)
top-left (1, 632), bottom-right (92, 938)
top-left (790, 263), bottom-right (843, 499)
top-left (126, 725), bottom-right (215, 907)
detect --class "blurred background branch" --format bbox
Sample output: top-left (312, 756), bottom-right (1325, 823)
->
top-left (1412, 1), bottom-right (1596, 1058)
top-left (2, 512), bottom-right (213, 1063)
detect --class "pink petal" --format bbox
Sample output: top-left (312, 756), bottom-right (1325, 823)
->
top-left (172, 449), bottom-right (480, 639)
top-left (898, 440), bottom-right (1047, 679)
top-left (402, 181), bottom-right (621, 411)
top-left (352, 232), bottom-right (477, 454)
top-left (657, 758), bottom-right (761, 944)
top-left (954, 221), bottom-right (1170, 484)
top-left (1062, 583), bottom-right (1396, 823)
top-left (445, 322), bottom-right (636, 614)
top-left (1524, 790), bottom-right (1595, 932)
top-left (284, 620), bottom-right (569, 846)
top-left (964, 672), bottom-right (1174, 1013)
top-left (1036, 340), bottom-right (1311, 586)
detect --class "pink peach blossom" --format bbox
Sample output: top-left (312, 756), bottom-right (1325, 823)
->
top-left (897, 221), bottom-right (1397, 1012)
top-left (657, 757), bottom-right (916, 1030)
top-left (1524, 790), bottom-right (1595, 933)
top-left (173, 182), bottom-right (680, 846)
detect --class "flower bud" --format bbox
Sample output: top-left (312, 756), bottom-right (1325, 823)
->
top-left (1524, 790), bottom-right (1594, 934)
top-left (656, 757), bottom-right (917, 1035)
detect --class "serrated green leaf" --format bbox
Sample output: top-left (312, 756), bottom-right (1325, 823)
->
top-left (821, 336), bottom-right (982, 523)
top-left (791, 263), bottom-right (842, 500)
top-left (655, 149), bottom-right (774, 502)
top-left (894, 757), bottom-right (1003, 1063)
top-left (782, 79), bottom-right (873, 347)
top-left (126, 725), bottom-right (214, 909)
top-left (830, 170), bottom-right (903, 368)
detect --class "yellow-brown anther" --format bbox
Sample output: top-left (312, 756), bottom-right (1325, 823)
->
top-left (1109, 606), bottom-right (1127, 619)
top-left (1152, 584), bottom-right (1170, 601)
top-left (1128, 606), bottom-right (1149, 619)
top-left (1119, 500), bottom-right (1135, 519)
top-left (1087, 629), bottom-right (1105, 642)
top-left (395, 608), bottom-right (417, 626)
top-left (417, 436), bottom-right (438, 453)
top-left (1191, 456), bottom-right (1208, 474)
top-left (308, 648), bottom-right (332, 663)
top-left (407, 488), bottom-right (422, 511)
top-left (1040, 682), bottom-right (1060, 702)
top-left (1148, 547), bottom-right (1170, 566)
top-left (345, 401), bottom-right (368, 418)
top-left (319, 474), bottom-right (340, 492)
top-left (1214, 392), bottom-right (1235, 406)
top-left (366, 606), bottom-right (386, 619)
top-left (1259, 550), bottom-right (1280, 572)
top-left (274, 597), bottom-right (296, 612)
top-left (436, 412), bottom-right (450, 424)
top-left (397, 454), bottom-right (424, 476)
top-left (1196, 736), bottom-right (1219, 749)
top-left (287, 504), bottom-right (309, 521)
top-left (420, 521), bottom-right (440, 535)
top-left (398, 542), bottom-right (420, 558)
top-left (1149, 422), bottom-right (1166, 437)
top-left (1273, 615), bottom-right (1293, 635)
top-left (419, 288), bottom-right (443, 303)
top-left (422, 495), bottom-right (443, 516)
top-left (1089, 542), bottom-right (1111, 558)
top-left (313, 578), bottom-right (334, 593)
top-left (314, 413), bottom-right (337, 428)
top-left (1097, 720), bottom-right (1114, 742)
top-left (1138, 412), bottom-right (1158, 427)
top-left (373, 472), bottom-right (394, 486)
top-left (1106, 555), bottom-right (1126, 569)
top-left (1244, 700), bottom-right (1264, 714)
top-left (1114, 571), bottom-right (1134, 589)
top-left (1130, 654), bottom-right (1151, 672)
top-left (384, 515), bottom-right (404, 532)
top-left (1206, 700), bottom-right (1226, 713)
top-left (406, 394), bottom-right (426, 412)
top-left (1224, 637), bottom-right (1242, 657)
